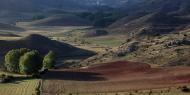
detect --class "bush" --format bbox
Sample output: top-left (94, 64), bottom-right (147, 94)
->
top-left (181, 86), bottom-right (190, 92)
top-left (43, 51), bottom-right (56, 69)
top-left (0, 74), bottom-right (6, 79)
top-left (32, 73), bottom-right (41, 78)
top-left (19, 50), bottom-right (42, 75)
top-left (40, 69), bottom-right (48, 74)
top-left (4, 48), bottom-right (30, 73)
top-left (0, 74), bottom-right (14, 83)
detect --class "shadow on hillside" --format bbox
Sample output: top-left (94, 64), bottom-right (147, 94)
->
top-left (42, 70), bottom-right (107, 81)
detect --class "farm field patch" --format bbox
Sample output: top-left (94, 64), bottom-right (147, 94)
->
top-left (42, 61), bottom-right (190, 95)
top-left (0, 79), bottom-right (40, 95)
top-left (84, 36), bottom-right (125, 47)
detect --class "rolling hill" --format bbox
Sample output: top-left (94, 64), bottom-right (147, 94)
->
top-left (0, 34), bottom-right (95, 63)
top-left (94, 0), bottom-right (190, 66)
top-left (108, 0), bottom-right (190, 36)
top-left (119, 0), bottom-right (190, 15)
top-left (0, 0), bottom-right (129, 24)
top-left (109, 12), bottom-right (190, 37)
top-left (0, 23), bottom-right (25, 32)
top-left (20, 14), bottom-right (92, 26)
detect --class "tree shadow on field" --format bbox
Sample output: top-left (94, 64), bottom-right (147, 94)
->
top-left (3, 76), bottom-right (36, 84)
top-left (42, 70), bottom-right (107, 81)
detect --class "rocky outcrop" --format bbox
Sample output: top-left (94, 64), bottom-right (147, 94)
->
top-left (116, 41), bottom-right (139, 57)
top-left (165, 39), bottom-right (190, 47)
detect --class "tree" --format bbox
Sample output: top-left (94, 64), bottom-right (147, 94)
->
top-left (19, 48), bottom-right (31, 55)
top-left (4, 48), bottom-right (30, 73)
top-left (43, 51), bottom-right (56, 69)
top-left (19, 50), bottom-right (42, 75)
top-left (4, 49), bottom-right (20, 72)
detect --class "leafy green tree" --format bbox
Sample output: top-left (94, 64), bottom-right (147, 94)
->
top-left (4, 48), bottom-right (30, 73)
top-left (19, 48), bottom-right (31, 55)
top-left (4, 49), bottom-right (20, 72)
top-left (43, 51), bottom-right (56, 69)
top-left (19, 50), bottom-right (42, 75)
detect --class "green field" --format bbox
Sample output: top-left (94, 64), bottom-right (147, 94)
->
top-left (85, 36), bottom-right (125, 47)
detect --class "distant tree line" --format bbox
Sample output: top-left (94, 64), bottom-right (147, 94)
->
top-left (32, 15), bottom-right (46, 21)
top-left (78, 10), bottom-right (125, 27)
top-left (4, 48), bottom-right (56, 75)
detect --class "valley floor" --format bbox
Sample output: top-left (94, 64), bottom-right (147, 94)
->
top-left (0, 26), bottom-right (190, 95)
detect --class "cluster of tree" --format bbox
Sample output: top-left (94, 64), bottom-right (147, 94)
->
top-left (4, 48), bottom-right (56, 75)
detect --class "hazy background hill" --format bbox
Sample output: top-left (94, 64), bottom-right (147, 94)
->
top-left (0, 0), bottom-right (127, 24)
top-left (19, 14), bottom-right (92, 26)
top-left (1, 0), bottom-right (190, 24)
top-left (108, 0), bottom-right (190, 35)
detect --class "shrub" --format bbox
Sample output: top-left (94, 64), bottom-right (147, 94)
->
top-left (0, 74), bottom-right (14, 83)
top-left (181, 86), bottom-right (190, 92)
top-left (0, 74), bottom-right (6, 79)
top-left (32, 73), bottom-right (41, 78)
top-left (43, 51), bottom-right (56, 69)
top-left (19, 50), bottom-right (42, 75)
top-left (40, 69), bottom-right (48, 74)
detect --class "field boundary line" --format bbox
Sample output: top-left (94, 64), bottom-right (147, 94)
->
top-left (39, 79), bottom-right (43, 95)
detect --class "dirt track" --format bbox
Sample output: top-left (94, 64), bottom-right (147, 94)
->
top-left (42, 61), bottom-right (190, 94)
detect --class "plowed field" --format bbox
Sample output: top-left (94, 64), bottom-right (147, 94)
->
top-left (42, 61), bottom-right (190, 94)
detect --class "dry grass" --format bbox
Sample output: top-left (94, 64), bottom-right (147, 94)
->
top-left (0, 37), bottom-right (21, 40)
top-left (0, 79), bottom-right (40, 95)
top-left (0, 71), bottom-right (40, 95)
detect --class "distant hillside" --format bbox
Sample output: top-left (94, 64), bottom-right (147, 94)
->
top-left (0, 0), bottom-right (127, 11)
top-left (109, 12), bottom-right (190, 37)
top-left (0, 34), bottom-right (95, 61)
top-left (108, 0), bottom-right (190, 37)
top-left (0, 0), bottom-right (128, 24)
top-left (20, 15), bottom-right (92, 26)
top-left (119, 0), bottom-right (190, 15)
top-left (105, 0), bottom-right (190, 66)
top-left (0, 23), bottom-right (25, 32)
top-left (115, 29), bottom-right (190, 66)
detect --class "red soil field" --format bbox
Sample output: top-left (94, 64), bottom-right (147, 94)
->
top-left (42, 61), bottom-right (190, 94)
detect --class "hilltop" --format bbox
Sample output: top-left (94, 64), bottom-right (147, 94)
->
top-left (0, 34), bottom-right (95, 63)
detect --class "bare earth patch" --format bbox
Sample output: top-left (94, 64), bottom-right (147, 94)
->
top-left (42, 61), bottom-right (190, 94)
